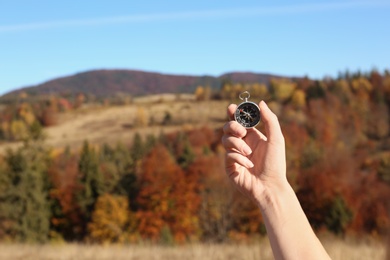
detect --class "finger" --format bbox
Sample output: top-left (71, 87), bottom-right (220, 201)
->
top-left (223, 121), bottom-right (247, 138)
top-left (259, 101), bottom-right (284, 144)
top-left (227, 104), bottom-right (237, 121)
top-left (226, 151), bottom-right (254, 169)
top-left (222, 135), bottom-right (252, 155)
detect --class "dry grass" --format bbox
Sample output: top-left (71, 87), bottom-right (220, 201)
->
top-left (322, 236), bottom-right (386, 260)
top-left (0, 237), bottom-right (386, 260)
top-left (0, 96), bottom-right (230, 154)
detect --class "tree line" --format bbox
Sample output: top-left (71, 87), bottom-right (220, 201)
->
top-left (0, 69), bottom-right (389, 243)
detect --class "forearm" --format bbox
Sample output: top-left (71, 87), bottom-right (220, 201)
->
top-left (257, 181), bottom-right (331, 260)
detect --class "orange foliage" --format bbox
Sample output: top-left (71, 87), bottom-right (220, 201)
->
top-left (136, 145), bottom-right (201, 242)
top-left (48, 153), bottom-right (84, 238)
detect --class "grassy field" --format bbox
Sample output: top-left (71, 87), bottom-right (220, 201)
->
top-left (0, 237), bottom-right (386, 260)
top-left (0, 95), bottom-right (230, 153)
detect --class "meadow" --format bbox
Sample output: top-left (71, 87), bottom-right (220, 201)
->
top-left (0, 75), bottom-right (389, 259)
top-left (0, 236), bottom-right (386, 260)
top-left (0, 94), bottom-right (229, 153)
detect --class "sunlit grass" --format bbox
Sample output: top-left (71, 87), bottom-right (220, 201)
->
top-left (0, 236), bottom-right (386, 260)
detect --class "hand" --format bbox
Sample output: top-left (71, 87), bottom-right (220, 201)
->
top-left (223, 101), bottom-right (332, 260)
top-left (221, 101), bottom-right (287, 205)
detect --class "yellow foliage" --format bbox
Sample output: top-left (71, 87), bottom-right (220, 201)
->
top-left (194, 86), bottom-right (211, 101)
top-left (291, 89), bottom-right (306, 109)
top-left (88, 194), bottom-right (134, 244)
top-left (351, 77), bottom-right (373, 93)
top-left (195, 85), bottom-right (212, 101)
top-left (194, 86), bottom-right (204, 101)
top-left (10, 120), bottom-right (28, 140)
top-left (49, 148), bottom-right (64, 159)
top-left (17, 103), bottom-right (36, 125)
top-left (221, 83), bottom-right (233, 99)
top-left (335, 79), bottom-right (351, 94)
top-left (270, 79), bottom-right (297, 102)
top-left (250, 83), bottom-right (268, 99)
top-left (21, 111), bottom-right (36, 126)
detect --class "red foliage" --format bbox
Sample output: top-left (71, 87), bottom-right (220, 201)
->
top-left (136, 145), bottom-right (201, 242)
top-left (48, 153), bottom-right (84, 238)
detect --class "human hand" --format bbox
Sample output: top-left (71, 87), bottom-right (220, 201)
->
top-left (221, 101), bottom-right (287, 205)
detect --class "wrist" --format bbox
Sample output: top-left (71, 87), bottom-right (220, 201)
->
top-left (255, 178), bottom-right (295, 214)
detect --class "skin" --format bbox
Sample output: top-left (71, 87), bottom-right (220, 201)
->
top-left (222, 101), bottom-right (331, 260)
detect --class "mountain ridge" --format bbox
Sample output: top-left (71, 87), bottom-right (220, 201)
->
top-left (1, 69), bottom-right (292, 99)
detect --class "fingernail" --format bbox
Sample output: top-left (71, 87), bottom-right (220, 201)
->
top-left (243, 146), bottom-right (252, 155)
top-left (246, 159), bottom-right (254, 168)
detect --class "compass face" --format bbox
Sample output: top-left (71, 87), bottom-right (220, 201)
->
top-left (234, 101), bottom-right (261, 128)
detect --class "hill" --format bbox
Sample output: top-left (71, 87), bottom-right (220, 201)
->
top-left (0, 69), bottom-right (287, 100)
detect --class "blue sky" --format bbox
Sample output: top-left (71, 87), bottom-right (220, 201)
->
top-left (1, 0), bottom-right (389, 95)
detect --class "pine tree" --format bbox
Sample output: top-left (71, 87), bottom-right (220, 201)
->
top-left (99, 142), bottom-right (137, 204)
top-left (76, 141), bottom-right (104, 231)
top-left (177, 141), bottom-right (195, 169)
top-left (131, 132), bottom-right (145, 162)
top-left (0, 139), bottom-right (51, 242)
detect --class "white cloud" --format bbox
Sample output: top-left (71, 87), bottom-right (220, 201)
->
top-left (0, 1), bottom-right (389, 33)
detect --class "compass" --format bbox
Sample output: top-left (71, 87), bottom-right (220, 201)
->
top-left (234, 91), bottom-right (261, 128)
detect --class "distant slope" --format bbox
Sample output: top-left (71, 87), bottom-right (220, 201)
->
top-left (1, 69), bottom-right (288, 100)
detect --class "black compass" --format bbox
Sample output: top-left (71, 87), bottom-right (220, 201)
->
top-left (234, 91), bottom-right (261, 128)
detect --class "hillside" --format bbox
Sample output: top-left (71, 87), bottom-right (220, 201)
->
top-left (0, 69), bottom-right (286, 100)
top-left (0, 94), bottom-right (228, 153)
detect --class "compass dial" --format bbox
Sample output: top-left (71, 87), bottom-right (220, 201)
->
top-left (234, 101), bottom-right (261, 128)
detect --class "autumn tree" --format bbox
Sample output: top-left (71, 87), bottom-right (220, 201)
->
top-left (137, 145), bottom-right (200, 242)
top-left (220, 81), bottom-right (234, 100)
top-left (187, 154), bottom-right (234, 242)
top-left (291, 89), bottom-right (306, 109)
top-left (10, 119), bottom-right (29, 140)
top-left (87, 194), bottom-right (136, 244)
top-left (48, 150), bottom-right (83, 240)
top-left (250, 83), bottom-right (269, 99)
top-left (195, 86), bottom-right (211, 101)
top-left (269, 79), bottom-right (297, 102)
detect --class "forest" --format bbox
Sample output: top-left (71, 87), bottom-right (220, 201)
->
top-left (0, 70), bottom-right (389, 244)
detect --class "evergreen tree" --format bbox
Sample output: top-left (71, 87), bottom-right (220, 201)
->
top-left (177, 141), bottom-right (195, 169)
top-left (0, 139), bottom-right (51, 242)
top-left (144, 134), bottom-right (157, 154)
top-left (76, 141), bottom-right (104, 228)
top-left (99, 142), bottom-right (137, 204)
top-left (113, 143), bottom-right (137, 201)
top-left (131, 132), bottom-right (145, 162)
